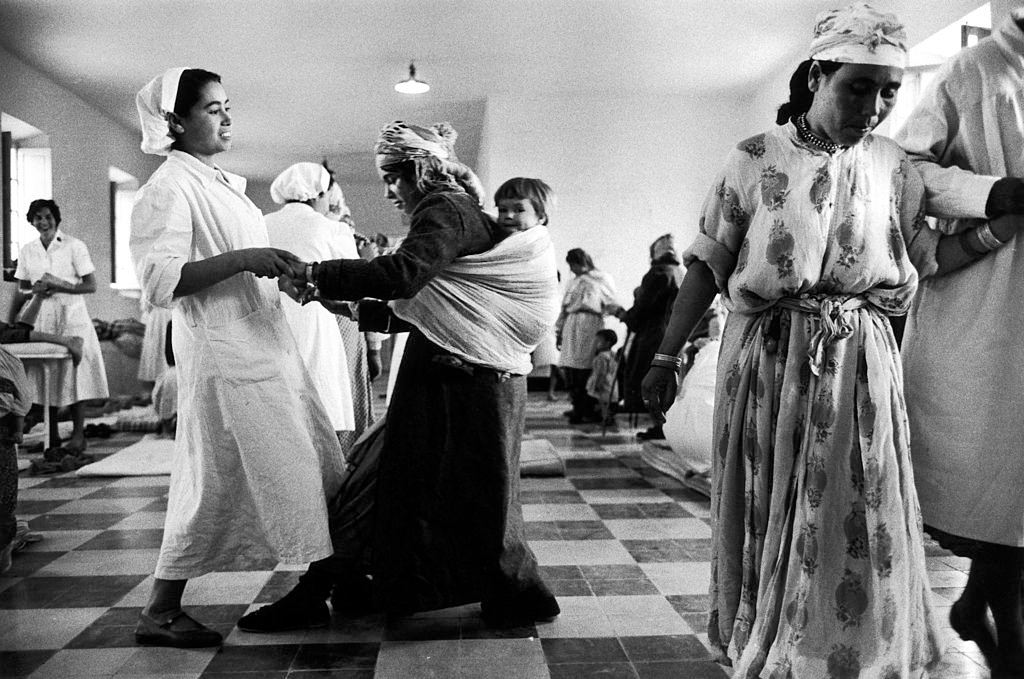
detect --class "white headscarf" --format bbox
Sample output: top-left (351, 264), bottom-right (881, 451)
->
top-left (809, 3), bottom-right (907, 69)
top-left (325, 182), bottom-right (351, 222)
top-left (135, 67), bottom-right (191, 156)
top-left (270, 162), bottom-right (330, 204)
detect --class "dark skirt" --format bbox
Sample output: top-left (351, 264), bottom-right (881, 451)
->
top-left (329, 331), bottom-right (553, 614)
top-left (925, 524), bottom-right (1024, 560)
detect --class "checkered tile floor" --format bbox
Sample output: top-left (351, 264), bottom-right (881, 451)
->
top-left (1, 394), bottom-right (993, 677)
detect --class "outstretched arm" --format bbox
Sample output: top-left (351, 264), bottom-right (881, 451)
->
top-left (640, 261), bottom-right (718, 420)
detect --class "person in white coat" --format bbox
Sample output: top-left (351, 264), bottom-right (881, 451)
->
top-left (129, 67), bottom-right (345, 648)
top-left (265, 163), bottom-right (355, 434)
top-left (896, 8), bottom-right (1024, 674)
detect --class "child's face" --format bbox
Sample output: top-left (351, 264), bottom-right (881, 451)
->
top-left (497, 198), bottom-right (543, 232)
top-left (595, 335), bottom-right (613, 352)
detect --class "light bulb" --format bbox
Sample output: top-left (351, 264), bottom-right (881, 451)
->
top-left (395, 62), bottom-right (429, 94)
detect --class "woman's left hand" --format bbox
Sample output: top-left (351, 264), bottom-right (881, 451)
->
top-left (31, 280), bottom-right (53, 297)
top-left (641, 365), bottom-right (680, 423)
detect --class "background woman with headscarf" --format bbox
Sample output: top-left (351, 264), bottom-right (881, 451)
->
top-left (129, 67), bottom-right (345, 647)
top-left (240, 120), bottom-right (560, 632)
top-left (556, 248), bottom-right (618, 424)
top-left (641, 4), bottom-right (941, 674)
top-left (9, 198), bottom-right (108, 453)
top-left (614, 233), bottom-right (682, 438)
top-left (264, 162), bottom-right (355, 435)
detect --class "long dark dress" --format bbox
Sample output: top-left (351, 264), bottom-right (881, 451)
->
top-left (619, 256), bottom-right (682, 412)
top-left (313, 190), bottom-right (554, 615)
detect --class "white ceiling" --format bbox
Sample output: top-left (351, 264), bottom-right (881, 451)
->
top-left (0, 0), bottom-right (985, 183)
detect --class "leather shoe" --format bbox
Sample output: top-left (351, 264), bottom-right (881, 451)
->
top-left (636, 426), bottom-right (665, 441)
top-left (237, 591), bottom-right (329, 632)
top-left (330, 574), bottom-right (376, 616)
top-left (481, 592), bottom-right (560, 627)
top-left (135, 610), bottom-right (223, 647)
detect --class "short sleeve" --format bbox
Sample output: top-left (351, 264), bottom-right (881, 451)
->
top-left (14, 243), bottom-right (32, 282)
top-left (71, 239), bottom-right (96, 277)
top-left (682, 150), bottom-right (754, 290)
top-left (131, 181), bottom-right (193, 308)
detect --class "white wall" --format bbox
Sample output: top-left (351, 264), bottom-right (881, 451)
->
top-left (0, 44), bottom-right (161, 320)
top-left (475, 89), bottom-right (765, 314)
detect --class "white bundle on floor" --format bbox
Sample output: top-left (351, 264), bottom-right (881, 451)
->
top-left (642, 339), bottom-right (719, 496)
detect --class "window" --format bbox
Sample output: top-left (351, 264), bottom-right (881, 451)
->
top-left (1, 113), bottom-right (51, 281)
top-left (878, 3), bottom-right (991, 137)
top-left (109, 166), bottom-right (139, 290)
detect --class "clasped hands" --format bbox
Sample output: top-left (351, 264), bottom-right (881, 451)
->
top-left (31, 273), bottom-right (75, 297)
top-left (236, 247), bottom-right (314, 304)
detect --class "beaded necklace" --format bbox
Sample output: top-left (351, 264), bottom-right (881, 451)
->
top-left (795, 113), bottom-right (844, 154)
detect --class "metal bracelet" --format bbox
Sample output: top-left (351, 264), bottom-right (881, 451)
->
top-left (652, 352), bottom-right (682, 367)
top-left (976, 223), bottom-right (1007, 251)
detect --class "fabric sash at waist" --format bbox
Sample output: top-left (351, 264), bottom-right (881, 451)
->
top-left (775, 295), bottom-right (871, 377)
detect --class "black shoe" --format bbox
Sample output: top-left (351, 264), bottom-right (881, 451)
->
top-left (237, 589), bottom-right (329, 632)
top-left (135, 610), bottom-right (223, 647)
top-left (481, 592), bottom-right (560, 627)
top-left (330, 574), bottom-right (376, 616)
top-left (636, 426), bottom-right (665, 441)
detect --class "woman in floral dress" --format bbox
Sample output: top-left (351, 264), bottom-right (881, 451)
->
top-left (642, 4), bottom-right (942, 676)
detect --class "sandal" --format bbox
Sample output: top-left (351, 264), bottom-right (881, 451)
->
top-left (135, 610), bottom-right (223, 647)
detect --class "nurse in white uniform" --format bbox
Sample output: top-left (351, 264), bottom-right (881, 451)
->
top-left (264, 163), bottom-right (355, 434)
top-left (130, 67), bottom-right (345, 648)
top-left (11, 199), bottom-right (109, 452)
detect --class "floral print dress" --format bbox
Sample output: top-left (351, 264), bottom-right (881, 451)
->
top-left (683, 123), bottom-right (943, 678)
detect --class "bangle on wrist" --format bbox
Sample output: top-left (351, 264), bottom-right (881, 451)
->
top-left (976, 223), bottom-right (1008, 251)
top-left (959, 229), bottom-right (989, 257)
top-left (651, 353), bottom-right (683, 371)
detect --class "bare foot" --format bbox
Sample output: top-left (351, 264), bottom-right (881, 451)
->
top-left (65, 337), bottom-right (84, 365)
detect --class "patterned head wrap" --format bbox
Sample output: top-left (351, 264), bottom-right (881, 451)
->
top-left (649, 233), bottom-right (677, 262)
top-left (374, 121), bottom-right (458, 166)
top-left (374, 120), bottom-right (485, 204)
top-left (809, 3), bottom-right (907, 69)
top-left (270, 162), bottom-right (330, 204)
top-left (135, 67), bottom-right (192, 156)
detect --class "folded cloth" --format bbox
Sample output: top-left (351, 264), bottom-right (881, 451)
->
top-left (390, 227), bottom-right (559, 375)
top-left (520, 438), bottom-right (565, 477)
top-left (76, 433), bottom-right (175, 476)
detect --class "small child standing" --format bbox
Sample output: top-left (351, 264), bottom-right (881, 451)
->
top-left (493, 177), bottom-right (565, 399)
top-left (586, 329), bottom-right (619, 427)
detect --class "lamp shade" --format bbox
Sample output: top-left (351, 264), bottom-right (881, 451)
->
top-left (395, 62), bottom-right (429, 94)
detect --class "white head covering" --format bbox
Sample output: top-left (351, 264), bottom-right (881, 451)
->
top-left (270, 162), bottom-right (330, 204)
top-left (325, 182), bottom-right (351, 222)
top-left (136, 67), bottom-right (192, 156)
top-left (809, 3), bottom-right (907, 69)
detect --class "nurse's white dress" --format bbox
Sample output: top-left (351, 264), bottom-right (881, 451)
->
top-left (265, 202), bottom-right (355, 432)
top-left (131, 151), bottom-right (345, 578)
top-left (15, 231), bottom-right (109, 405)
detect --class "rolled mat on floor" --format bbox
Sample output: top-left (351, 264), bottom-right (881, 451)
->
top-left (72, 433), bottom-right (565, 478)
top-left (520, 438), bottom-right (565, 477)
top-left (75, 434), bottom-right (175, 476)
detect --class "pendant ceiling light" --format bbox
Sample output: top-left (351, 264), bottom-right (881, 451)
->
top-left (395, 62), bottom-right (430, 94)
